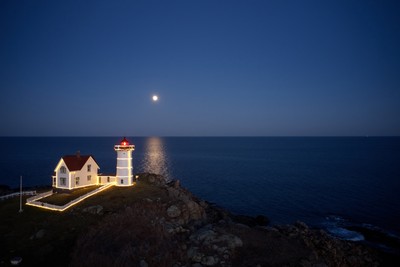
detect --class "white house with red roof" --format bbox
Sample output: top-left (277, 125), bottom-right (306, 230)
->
top-left (52, 152), bottom-right (101, 190)
top-left (52, 138), bottom-right (135, 190)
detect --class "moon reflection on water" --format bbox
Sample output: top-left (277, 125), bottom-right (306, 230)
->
top-left (141, 137), bottom-right (170, 180)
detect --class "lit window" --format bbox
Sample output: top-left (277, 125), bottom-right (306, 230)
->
top-left (60, 177), bottom-right (66, 186)
top-left (87, 175), bottom-right (91, 181)
top-left (87, 164), bottom-right (91, 172)
top-left (60, 166), bottom-right (66, 174)
top-left (76, 177), bottom-right (80, 185)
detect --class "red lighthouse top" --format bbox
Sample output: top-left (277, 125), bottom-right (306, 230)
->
top-left (120, 137), bottom-right (129, 146)
top-left (115, 137), bottom-right (135, 151)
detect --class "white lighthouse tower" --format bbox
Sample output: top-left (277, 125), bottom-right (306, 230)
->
top-left (114, 137), bottom-right (135, 186)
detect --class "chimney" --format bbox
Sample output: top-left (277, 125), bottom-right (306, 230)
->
top-left (76, 150), bottom-right (81, 158)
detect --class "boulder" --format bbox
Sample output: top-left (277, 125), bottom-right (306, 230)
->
top-left (139, 259), bottom-right (148, 267)
top-left (187, 246), bottom-right (198, 258)
top-left (30, 229), bottom-right (46, 240)
top-left (167, 205), bottom-right (181, 218)
top-left (255, 215), bottom-right (270, 226)
top-left (190, 226), bottom-right (216, 243)
top-left (138, 173), bottom-right (167, 186)
top-left (218, 234), bottom-right (243, 249)
top-left (167, 187), bottom-right (181, 199)
top-left (10, 257), bottom-right (22, 266)
top-left (36, 229), bottom-right (46, 239)
top-left (232, 214), bottom-right (270, 227)
top-left (83, 205), bottom-right (103, 215)
top-left (201, 255), bottom-right (218, 266)
top-left (174, 180), bottom-right (180, 188)
top-left (192, 252), bottom-right (204, 263)
top-left (185, 200), bottom-right (204, 221)
top-left (197, 229), bottom-right (216, 243)
top-left (148, 176), bottom-right (155, 183)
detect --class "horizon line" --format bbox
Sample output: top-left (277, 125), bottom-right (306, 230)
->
top-left (1, 135), bottom-right (399, 138)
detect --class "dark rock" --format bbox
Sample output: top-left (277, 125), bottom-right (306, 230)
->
top-left (30, 229), bottom-right (46, 240)
top-left (201, 255), bottom-right (218, 266)
top-left (82, 205), bottom-right (103, 215)
top-left (232, 214), bottom-right (270, 227)
top-left (138, 173), bottom-right (167, 186)
top-left (232, 215), bottom-right (258, 227)
top-left (347, 225), bottom-right (400, 251)
top-left (139, 259), bottom-right (148, 267)
top-left (255, 215), bottom-right (270, 226)
top-left (68, 172), bottom-right (390, 267)
top-left (295, 221), bottom-right (309, 230)
top-left (167, 205), bottom-right (181, 218)
top-left (174, 180), bottom-right (180, 188)
top-left (143, 198), bottom-right (153, 203)
top-left (185, 200), bottom-right (204, 221)
top-left (10, 256), bottom-right (22, 266)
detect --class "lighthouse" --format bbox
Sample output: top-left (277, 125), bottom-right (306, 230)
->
top-left (114, 137), bottom-right (135, 186)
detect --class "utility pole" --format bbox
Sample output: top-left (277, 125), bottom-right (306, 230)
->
top-left (19, 175), bottom-right (23, 213)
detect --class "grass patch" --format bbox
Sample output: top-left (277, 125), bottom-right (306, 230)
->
top-left (0, 196), bottom-right (90, 266)
top-left (41, 185), bottom-right (101, 205)
top-left (0, 180), bottom-right (167, 266)
top-left (82, 182), bottom-right (168, 211)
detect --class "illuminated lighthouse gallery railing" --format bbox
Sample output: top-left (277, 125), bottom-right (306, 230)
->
top-left (114, 137), bottom-right (135, 186)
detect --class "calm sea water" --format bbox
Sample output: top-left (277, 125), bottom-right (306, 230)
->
top-left (1, 137), bottom-right (400, 240)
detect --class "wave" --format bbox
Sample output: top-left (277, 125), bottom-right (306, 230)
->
top-left (326, 226), bottom-right (365, 241)
top-left (319, 215), bottom-right (400, 254)
top-left (322, 215), bottom-right (364, 241)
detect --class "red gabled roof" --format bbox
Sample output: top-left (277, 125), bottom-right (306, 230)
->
top-left (62, 155), bottom-right (98, 171)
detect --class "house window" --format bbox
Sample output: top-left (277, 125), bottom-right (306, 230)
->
top-left (87, 175), bottom-right (91, 181)
top-left (60, 166), bottom-right (66, 174)
top-left (53, 178), bottom-right (56, 186)
top-left (60, 177), bottom-right (66, 186)
top-left (87, 164), bottom-right (91, 172)
top-left (107, 176), bottom-right (110, 182)
top-left (121, 179), bottom-right (124, 184)
top-left (76, 177), bottom-right (80, 185)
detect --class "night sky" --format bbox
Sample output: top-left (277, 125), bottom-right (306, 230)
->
top-left (1, 0), bottom-right (399, 136)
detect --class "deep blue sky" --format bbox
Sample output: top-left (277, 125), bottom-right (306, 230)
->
top-left (1, 0), bottom-right (399, 136)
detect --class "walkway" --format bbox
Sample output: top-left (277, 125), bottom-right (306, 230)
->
top-left (26, 184), bottom-right (113, 212)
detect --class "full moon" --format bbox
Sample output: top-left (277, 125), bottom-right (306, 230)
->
top-left (152, 95), bottom-right (159, 102)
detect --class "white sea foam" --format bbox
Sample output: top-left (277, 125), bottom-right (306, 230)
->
top-left (322, 215), bottom-right (365, 241)
top-left (327, 226), bottom-right (365, 241)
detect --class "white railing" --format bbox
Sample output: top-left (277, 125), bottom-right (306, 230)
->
top-left (26, 184), bottom-right (114, 212)
top-left (26, 190), bottom-right (53, 202)
top-left (0, 191), bottom-right (37, 201)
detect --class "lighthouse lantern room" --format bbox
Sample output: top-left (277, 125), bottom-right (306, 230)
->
top-left (114, 137), bottom-right (135, 186)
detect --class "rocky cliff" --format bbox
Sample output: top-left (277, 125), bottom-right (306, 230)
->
top-left (69, 173), bottom-right (394, 267)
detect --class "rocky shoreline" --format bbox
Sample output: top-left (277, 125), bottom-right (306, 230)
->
top-left (69, 173), bottom-right (398, 266)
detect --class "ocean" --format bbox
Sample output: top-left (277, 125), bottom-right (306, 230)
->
top-left (1, 137), bottom-right (400, 244)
